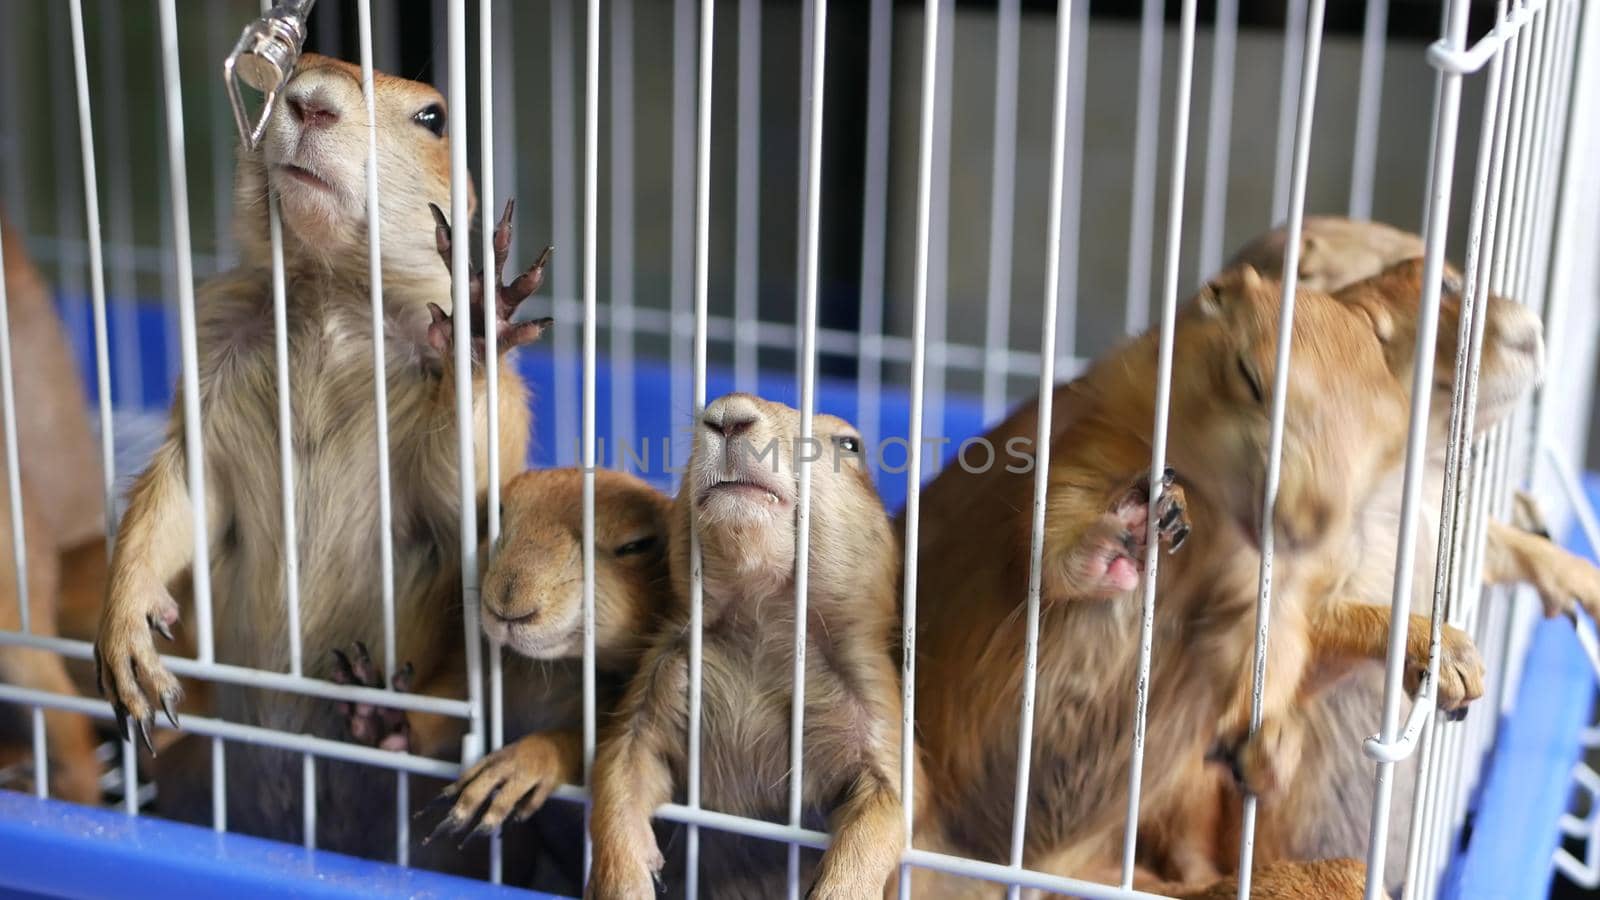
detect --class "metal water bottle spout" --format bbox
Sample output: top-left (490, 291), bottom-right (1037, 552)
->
top-left (223, 0), bottom-right (318, 150)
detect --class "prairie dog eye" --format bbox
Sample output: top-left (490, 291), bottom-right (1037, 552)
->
top-left (413, 104), bottom-right (446, 137)
top-left (614, 536), bottom-right (658, 557)
top-left (1237, 355), bottom-right (1266, 405)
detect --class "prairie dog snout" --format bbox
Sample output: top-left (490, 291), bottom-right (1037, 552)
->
top-left (480, 468), bottom-right (671, 667)
top-left (690, 392), bottom-right (867, 525)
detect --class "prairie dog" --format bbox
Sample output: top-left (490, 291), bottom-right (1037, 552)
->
top-left (1227, 215), bottom-right (1426, 294)
top-left (336, 467), bottom-right (672, 892)
top-left (911, 265), bottom-right (1477, 890)
top-left (0, 206), bottom-right (105, 803)
top-left (590, 393), bottom-right (908, 899)
top-left (1144, 225), bottom-right (1585, 888)
top-left (0, 206), bottom-right (104, 553)
top-left (92, 54), bottom-right (549, 855)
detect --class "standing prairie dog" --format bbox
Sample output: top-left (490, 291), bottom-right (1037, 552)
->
top-left (92, 54), bottom-right (550, 855)
top-left (910, 264), bottom-right (1486, 893)
top-left (590, 393), bottom-right (909, 899)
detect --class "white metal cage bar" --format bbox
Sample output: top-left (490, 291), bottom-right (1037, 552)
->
top-left (257, 0), bottom-right (311, 853)
top-left (1364, 1), bottom-right (1477, 895)
top-left (897, 0), bottom-right (938, 894)
top-left (685, 0), bottom-right (715, 894)
top-left (1235, 4), bottom-right (1328, 893)
top-left (479, 0), bottom-right (505, 880)
top-left (351, 0), bottom-right (407, 866)
top-left (0, 134), bottom-right (40, 800)
top-left (1123, 0), bottom-right (1199, 886)
top-left (787, 1), bottom-right (827, 894)
top-left (65, 0), bottom-right (126, 816)
top-left (581, 0), bottom-right (601, 882)
top-left (446, 0), bottom-right (484, 784)
top-left (1005, 4), bottom-right (1074, 899)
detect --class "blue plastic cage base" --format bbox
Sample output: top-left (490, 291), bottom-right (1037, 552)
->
top-left (1441, 475), bottom-right (1600, 900)
top-left (0, 789), bottom-right (557, 899)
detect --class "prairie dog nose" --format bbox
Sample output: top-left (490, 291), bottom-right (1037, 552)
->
top-left (286, 89), bottom-right (341, 129)
top-left (703, 394), bottom-right (761, 439)
top-left (483, 571), bottom-right (533, 622)
top-left (1490, 300), bottom-right (1545, 362)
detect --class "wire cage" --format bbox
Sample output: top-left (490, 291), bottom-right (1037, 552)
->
top-left (0, 0), bottom-right (1598, 898)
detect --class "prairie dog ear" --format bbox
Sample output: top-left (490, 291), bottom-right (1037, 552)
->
top-left (1196, 278), bottom-right (1226, 318)
top-left (1297, 233), bottom-right (1322, 279)
top-left (1441, 262), bottom-right (1465, 296)
top-left (1238, 263), bottom-right (1264, 294)
top-left (1195, 264), bottom-right (1262, 318)
top-left (1349, 292), bottom-right (1397, 343)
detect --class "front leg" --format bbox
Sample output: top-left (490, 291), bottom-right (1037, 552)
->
top-left (1484, 496), bottom-right (1600, 622)
top-left (94, 434), bottom-right (200, 747)
top-left (809, 770), bottom-right (904, 900)
top-left (588, 639), bottom-right (688, 899)
top-left (1309, 600), bottom-right (1484, 716)
top-left (1043, 467), bottom-right (1190, 601)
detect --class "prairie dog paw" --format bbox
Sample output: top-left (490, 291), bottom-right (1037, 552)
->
top-left (1405, 625), bottom-right (1484, 719)
top-left (94, 578), bottom-right (184, 752)
top-left (426, 200), bottom-right (553, 366)
top-left (1209, 718), bottom-right (1303, 798)
top-left (330, 642), bottom-right (413, 752)
top-left (586, 843), bottom-right (665, 900)
top-left (426, 732), bottom-right (573, 843)
top-left (1055, 469), bottom-right (1190, 599)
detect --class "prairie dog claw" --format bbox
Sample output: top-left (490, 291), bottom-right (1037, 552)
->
top-left (424, 200), bottom-right (554, 367)
top-left (94, 579), bottom-right (185, 754)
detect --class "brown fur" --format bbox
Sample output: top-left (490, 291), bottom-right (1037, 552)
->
top-left (92, 55), bottom-right (539, 856)
top-left (0, 206), bottom-right (107, 802)
top-left (911, 264), bottom-right (1448, 892)
top-left (0, 479), bottom-right (101, 803)
top-left (589, 393), bottom-right (909, 899)
top-left (1170, 857), bottom-right (1369, 899)
top-left (0, 207), bottom-right (106, 552)
top-left (1142, 220), bottom-right (1559, 890)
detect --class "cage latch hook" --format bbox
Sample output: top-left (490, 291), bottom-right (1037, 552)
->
top-left (223, 1), bottom-right (318, 151)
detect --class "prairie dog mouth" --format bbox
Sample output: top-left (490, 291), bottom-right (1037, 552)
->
top-left (492, 615), bottom-right (578, 658)
top-left (706, 474), bottom-right (790, 505)
top-left (275, 163), bottom-right (335, 194)
top-left (714, 479), bottom-right (782, 500)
